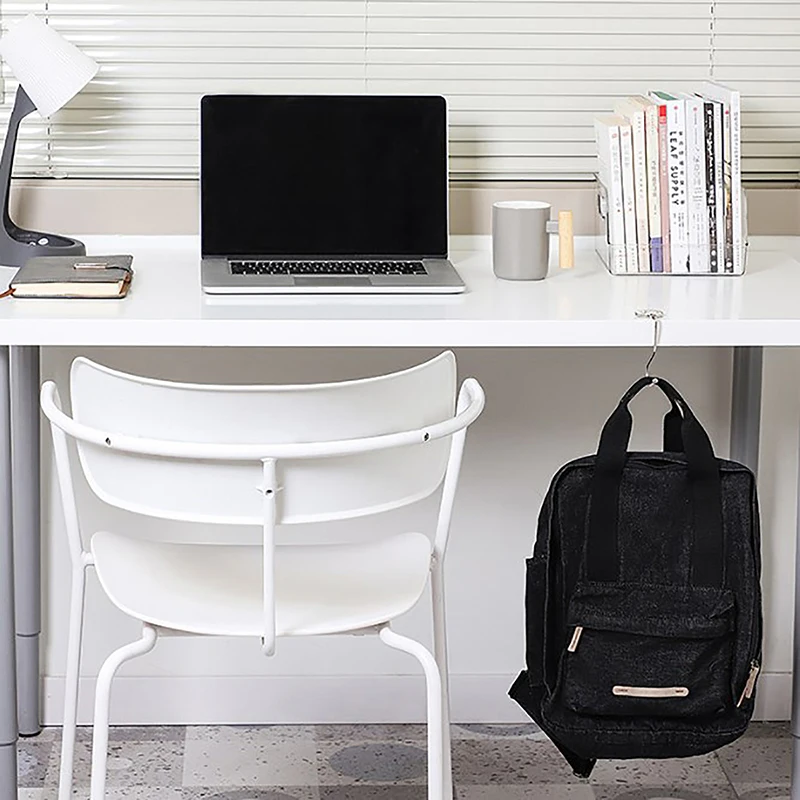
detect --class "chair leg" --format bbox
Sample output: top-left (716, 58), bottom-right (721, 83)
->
top-left (57, 563), bottom-right (88, 800)
top-left (380, 626), bottom-right (444, 800)
top-left (431, 563), bottom-right (453, 800)
top-left (89, 625), bottom-right (158, 800)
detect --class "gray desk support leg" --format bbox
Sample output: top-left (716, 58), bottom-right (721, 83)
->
top-left (730, 347), bottom-right (763, 474)
top-left (11, 346), bottom-right (41, 736)
top-left (794, 471), bottom-right (800, 800)
top-left (793, 360), bottom-right (800, 800)
top-left (0, 346), bottom-right (19, 798)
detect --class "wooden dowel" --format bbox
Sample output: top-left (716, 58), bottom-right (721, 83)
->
top-left (559, 210), bottom-right (574, 269)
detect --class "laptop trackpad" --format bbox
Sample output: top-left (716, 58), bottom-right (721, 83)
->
top-left (293, 277), bottom-right (372, 287)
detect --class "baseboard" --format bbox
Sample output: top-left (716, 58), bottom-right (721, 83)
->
top-left (42, 672), bottom-right (791, 726)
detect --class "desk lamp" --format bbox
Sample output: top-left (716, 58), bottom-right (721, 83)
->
top-left (0, 15), bottom-right (98, 266)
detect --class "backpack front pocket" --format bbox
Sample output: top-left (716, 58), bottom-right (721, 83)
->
top-left (560, 584), bottom-right (735, 718)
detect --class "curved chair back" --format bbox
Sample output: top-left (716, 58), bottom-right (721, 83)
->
top-left (44, 351), bottom-right (482, 526)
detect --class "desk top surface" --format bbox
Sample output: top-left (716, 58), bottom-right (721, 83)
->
top-left (1, 235), bottom-right (799, 347)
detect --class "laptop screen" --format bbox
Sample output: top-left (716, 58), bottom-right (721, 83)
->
top-left (201, 95), bottom-right (448, 259)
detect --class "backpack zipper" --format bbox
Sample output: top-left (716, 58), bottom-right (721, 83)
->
top-left (567, 626), bottom-right (583, 652)
top-left (736, 661), bottom-right (761, 707)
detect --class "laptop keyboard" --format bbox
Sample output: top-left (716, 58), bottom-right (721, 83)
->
top-left (230, 260), bottom-right (427, 276)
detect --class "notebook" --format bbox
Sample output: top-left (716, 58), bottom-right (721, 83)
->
top-left (10, 254), bottom-right (133, 298)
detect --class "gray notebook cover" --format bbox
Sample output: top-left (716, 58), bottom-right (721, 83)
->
top-left (11, 254), bottom-right (133, 295)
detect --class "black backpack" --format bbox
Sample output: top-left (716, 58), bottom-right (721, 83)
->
top-left (509, 376), bottom-right (762, 778)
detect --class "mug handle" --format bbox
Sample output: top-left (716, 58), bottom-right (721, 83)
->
top-left (544, 210), bottom-right (575, 269)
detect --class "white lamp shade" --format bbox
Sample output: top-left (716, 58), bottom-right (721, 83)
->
top-left (0, 15), bottom-right (98, 118)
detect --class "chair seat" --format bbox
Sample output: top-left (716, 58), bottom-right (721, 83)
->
top-left (91, 530), bottom-right (433, 637)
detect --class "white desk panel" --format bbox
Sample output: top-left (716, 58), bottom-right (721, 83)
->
top-left (0, 236), bottom-right (797, 347)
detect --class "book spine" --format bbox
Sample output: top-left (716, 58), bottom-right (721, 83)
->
top-left (608, 127), bottom-right (626, 274)
top-left (645, 104), bottom-right (663, 272)
top-left (632, 111), bottom-right (651, 271)
top-left (657, 105), bottom-right (671, 272)
top-left (619, 123), bottom-right (639, 273)
top-left (711, 101), bottom-right (725, 273)
top-left (721, 103), bottom-right (734, 273)
top-left (703, 101), bottom-right (719, 273)
top-left (666, 99), bottom-right (689, 273)
top-left (684, 97), bottom-right (709, 272)
top-left (596, 121), bottom-right (626, 273)
top-left (729, 91), bottom-right (743, 274)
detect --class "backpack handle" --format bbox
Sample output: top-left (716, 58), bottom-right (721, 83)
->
top-left (586, 377), bottom-right (725, 587)
top-left (663, 403), bottom-right (684, 452)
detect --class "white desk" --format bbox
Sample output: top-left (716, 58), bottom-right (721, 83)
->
top-left (0, 235), bottom-right (796, 347)
top-left (0, 234), bottom-right (798, 797)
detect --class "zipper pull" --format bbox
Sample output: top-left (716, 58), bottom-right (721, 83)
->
top-left (737, 661), bottom-right (761, 707)
top-left (567, 626), bottom-right (583, 653)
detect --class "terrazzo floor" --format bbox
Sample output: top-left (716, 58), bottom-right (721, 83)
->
top-left (15, 721), bottom-right (792, 799)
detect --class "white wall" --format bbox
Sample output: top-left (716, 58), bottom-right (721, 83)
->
top-left (39, 345), bottom-right (800, 725)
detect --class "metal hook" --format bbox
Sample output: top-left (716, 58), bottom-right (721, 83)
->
top-left (635, 309), bottom-right (665, 379)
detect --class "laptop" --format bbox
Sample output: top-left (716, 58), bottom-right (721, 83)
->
top-left (200, 95), bottom-right (465, 294)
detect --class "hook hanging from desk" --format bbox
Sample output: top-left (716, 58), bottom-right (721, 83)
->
top-left (635, 308), bottom-right (665, 379)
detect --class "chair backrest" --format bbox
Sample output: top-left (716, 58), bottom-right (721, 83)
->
top-left (61, 351), bottom-right (460, 526)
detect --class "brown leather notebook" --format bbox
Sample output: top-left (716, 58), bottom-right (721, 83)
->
top-left (10, 254), bottom-right (133, 298)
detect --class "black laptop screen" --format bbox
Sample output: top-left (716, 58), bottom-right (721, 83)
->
top-left (201, 95), bottom-right (448, 259)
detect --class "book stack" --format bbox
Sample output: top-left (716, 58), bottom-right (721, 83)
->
top-left (595, 82), bottom-right (744, 275)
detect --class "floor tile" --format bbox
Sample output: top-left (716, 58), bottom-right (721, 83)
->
top-left (17, 737), bottom-right (54, 788)
top-left (21, 720), bottom-right (797, 799)
top-left (23, 727), bottom-right (59, 743)
top-left (182, 787), bottom-right (319, 799)
top-left (592, 784), bottom-right (739, 799)
top-left (457, 786), bottom-right (595, 799)
top-left (452, 723), bottom-right (547, 742)
top-left (183, 736), bottom-right (318, 787)
top-left (717, 733), bottom-right (792, 785)
top-left (590, 754), bottom-right (729, 786)
top-left (18, 790), bottom-right (49, 800)
top-left (75, 725), bottom-right (187, 743)
top-left (732, 784), bottom-right (792, 799)
top-left (451, 738), bottom-right (582, 784)
top-left (59, 739), bottom-right (186, 788)
top-left (102, 789), bottom-right (186, 799)
top-left (317, 740), bottom-right (428, 785)
top-left (187, 726), bottom-right (316, 745)
top-left (733, 722), bottom-right (790, 739)
top-left (314, 725), bottom-right (426, 744)
top-left (319, 788), bottom-right (426, 799)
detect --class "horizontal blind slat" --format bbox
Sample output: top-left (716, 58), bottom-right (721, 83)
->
top-left (0, 0), bottom-right (797, 179)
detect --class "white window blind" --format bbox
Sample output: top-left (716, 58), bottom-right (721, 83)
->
top-left (1, 0), bottom-right (798, 180)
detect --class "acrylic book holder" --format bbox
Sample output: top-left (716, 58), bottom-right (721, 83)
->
top-left (594, 179), bottom-right (748, 276)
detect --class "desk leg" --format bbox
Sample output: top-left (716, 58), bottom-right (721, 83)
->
top-left (11, 346), bottom-right (41, 737)
top-left (733, 346), bottom-right (800, 800)
top-left (0, 345), bottom-right (18, 797)
top-left (730, 347), bottom-right (763, 473)
top-left (793, 415), bottom-right (800, 800)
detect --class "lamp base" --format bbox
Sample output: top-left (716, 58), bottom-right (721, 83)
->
top-left (0, 223), bottom-right (85, 268)
top-left (0, 87), bottom-right (87, 268)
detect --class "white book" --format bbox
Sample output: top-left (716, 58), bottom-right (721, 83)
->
top-left (595, 115), bottom-right (627, 274)
top-left (700, 82), bottom-right (743, 274)
top-left (651, 92), bottom-right (689, 273)
top-left (641, 97), bottom-right (664, 272)
top-left (677, 93), bottom-right (710, 272)
top-left (615, 98), bottom-right (651, 272)
top-left (617, 119), bottom-right (638, 273)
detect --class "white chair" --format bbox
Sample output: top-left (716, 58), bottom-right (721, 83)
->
top-left (41, 351), bottom-right (485, 800)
